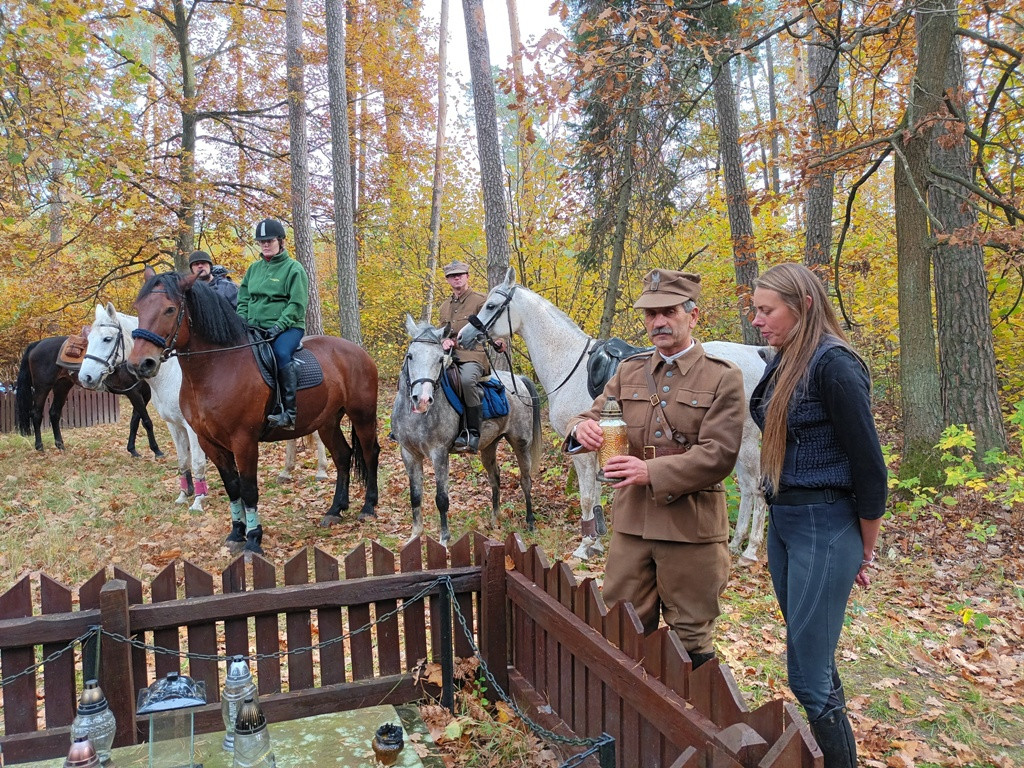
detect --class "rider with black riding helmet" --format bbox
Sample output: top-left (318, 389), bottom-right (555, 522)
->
top-left (236, 219), bottom-right (309, 430)
top-left (188, 250), bottom-right (238, 309)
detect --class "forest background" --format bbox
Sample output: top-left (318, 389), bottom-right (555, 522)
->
top-left (2, 1), bottom-right (1024, 765)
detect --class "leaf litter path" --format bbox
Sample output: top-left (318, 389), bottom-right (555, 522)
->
top-left (0, 417), bottom-right (1021, 767)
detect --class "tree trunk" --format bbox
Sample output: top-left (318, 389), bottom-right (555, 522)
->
top-left (327, 0), bottom-right (361, 344)
top-left (893, 0), bottom-right (949, 478)
top-left (505, 0), bottom-right (528, 188)
top-left (424, 0), bottom-right (450, 324)
top-left (48, 157), bottom-right (64, 246)
top-left (172, 0), bottom-right (196, 271)
top-left (803, 16), bottom-right (840, 279)
top-left (286, 0), bottom-right (323, 335)
top-left (711, 57), bottom-right (760, 344)
top-left (462, 0), bottom-right (511, 289)
top-left (745, 58), bottom-right (770, 193)
top-left (930, 28), bottom-right (1007, 456)
top-left (598, 100), bottom-right (639, 341)
top-left (765, 36), bottom-right (781, 196)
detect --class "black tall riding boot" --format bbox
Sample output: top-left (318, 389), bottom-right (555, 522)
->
top-left (454, 404), bottom-right (482, 453)
top-left (267, 363), bottom-right (297, 430)
top-left (810, 706), bottom-right (857, 768)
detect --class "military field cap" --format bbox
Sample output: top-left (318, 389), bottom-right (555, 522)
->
top-left (633, 269), bottom-right (702, 309)
top-left (443, 260), bottom-right (470, 276)
top-left (188, 250), bottom-right (212, 267)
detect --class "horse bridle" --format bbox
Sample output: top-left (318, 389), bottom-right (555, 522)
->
top-left (84, 319), bottom-right (145, 392)
top-left (403, 332), bottom-right (453, 394)
top-left (472, 284), bottom-right (591, 397)
top-left (84, 320), bottom-right (128, 376)
top-left (131, 290), bottom-right (187, 361)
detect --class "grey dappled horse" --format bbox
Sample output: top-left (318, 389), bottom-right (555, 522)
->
top-left (459, 268), bottom-right (771, 562)
top-left (392, 316), bottom-right (543, 546)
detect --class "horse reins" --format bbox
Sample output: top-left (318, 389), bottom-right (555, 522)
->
top-left (470, 286), bottom-right (592, 399)
top-left (131, 289), bottom-right (271, 359)
top-left (403, 332), bottom-right (452, 394)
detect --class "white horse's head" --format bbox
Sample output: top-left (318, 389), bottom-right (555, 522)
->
top-left (458, 267), bottom-right (521, 350)
top-left (403, 315), bottom-right (451, 414)
top-left (78, 302), bottom-right (130, 390)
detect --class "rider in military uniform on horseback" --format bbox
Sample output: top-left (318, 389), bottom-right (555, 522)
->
top-left (438, 260), bottom-right (505, 453)
top-left (237, 218), bottom-right (309, 430)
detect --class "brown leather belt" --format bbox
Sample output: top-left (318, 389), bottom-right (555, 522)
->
top-left (630, 444), bottom-right (689, 460)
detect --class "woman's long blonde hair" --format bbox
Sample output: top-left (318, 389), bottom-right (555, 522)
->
top-left (757, 263), bottom-right (855, 491)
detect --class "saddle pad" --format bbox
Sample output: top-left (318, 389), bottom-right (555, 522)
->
top-left (586, 337), bottom-right (653, 399)
top-left (439, 372), bottom-right (510, 419)
top-left (249, 328), bottom-right (323, 390)
top-left (56, 328), bottom-right (91, 370)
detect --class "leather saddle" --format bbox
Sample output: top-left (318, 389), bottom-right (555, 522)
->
top-left (248, 327), bottom-right (324, 391)
top-left (56, 327), bottom-right (92, 370)
top-left (586, 337), bottom-right (653, 399)
top-left (438, 365), bottom-right (509, 419)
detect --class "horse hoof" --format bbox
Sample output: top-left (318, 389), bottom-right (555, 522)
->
top-left (225, 521), bottom-right (246, 548)
top-left (227, 540), bottom-right (246, 555)
top-left (128, 450), bottom-right (141, 458)
top-left (593, 505), bottom-right (607, 536)
top-left (243, 526), bottom-right (264, 554)
top-left (357, 510), bottom-right (376, 523)
top-left (175, 492), bottom-right (188, 505)
top-left (189, 495), bottom-right (206, 512)
top-left (320, 514), bottom-right (343, 528)
top-left (153, 450), bottom-right (165, 458)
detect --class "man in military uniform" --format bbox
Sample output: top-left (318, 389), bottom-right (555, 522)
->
top-left (565, 269), bottom-right (745, 668)
top-left (438, 260), bottom-right (505, 453)
top-left (188, 250), bottom-right (239, 309)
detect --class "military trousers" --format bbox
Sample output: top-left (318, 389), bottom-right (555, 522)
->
top-left (602, 531), bottom-right (730, 655)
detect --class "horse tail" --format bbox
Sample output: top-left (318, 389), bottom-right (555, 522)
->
top-left (350, 426), bottom-right (369, 487)
top-left (523, 376), bottom-right (543, 475)
top-left (14, 342), bottom-right (39, 436)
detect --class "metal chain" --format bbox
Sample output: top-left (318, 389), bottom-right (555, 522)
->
top-left (441, 577), bottom-right (603, 749)
top-left (0, 575), bottom-right (610, 759)
top-left (0, 628), bottom-right (99, 688)
top-left (102, 576), bottom-right (444, 664)
top-left (558, 734), bottom-right (615, 768)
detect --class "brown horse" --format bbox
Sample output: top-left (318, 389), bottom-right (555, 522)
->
top-left (15, 336), bottom-right (163, 456)
top-left (126, 268), bottom-right (380, 554)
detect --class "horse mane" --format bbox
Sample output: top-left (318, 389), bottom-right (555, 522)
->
top-left (138, 272), bottom-right (246, 346)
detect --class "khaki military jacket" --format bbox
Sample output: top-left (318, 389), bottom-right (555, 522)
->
top-left (566, 340), bottom-right (745, 543)
top-left (439, 289), bottom-right (490, 374)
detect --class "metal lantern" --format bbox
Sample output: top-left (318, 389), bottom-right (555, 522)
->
top-left (63, 735), bottom-right (100, 768)
top-left (232, 696), bottom-right (275, 768)
top-left (71, 680), bottom-right (117, 764)
top-left (221, 656), bottom-right (258, 751)
top-left (136, 672), bottom-right (207, 768)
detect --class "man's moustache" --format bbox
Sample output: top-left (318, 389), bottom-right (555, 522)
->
top-left (651, 328), bottom-right (672, 336)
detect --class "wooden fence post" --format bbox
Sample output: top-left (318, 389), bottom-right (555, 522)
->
top-left (479, 539), bottom-right (508, 694)
top-left (99, 579), bottom-right (138, 747)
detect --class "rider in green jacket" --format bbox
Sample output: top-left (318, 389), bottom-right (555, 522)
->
top-left (237, 218), bottom-right (309, 430)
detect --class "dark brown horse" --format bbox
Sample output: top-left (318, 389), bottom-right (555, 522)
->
top-left (126, 269), bottom-right (380, 554)
top-left (15, 336), bottom-right (163, 456)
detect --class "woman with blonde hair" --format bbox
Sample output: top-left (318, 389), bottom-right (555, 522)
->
top-left (749, 262), bottom-right (886, 768)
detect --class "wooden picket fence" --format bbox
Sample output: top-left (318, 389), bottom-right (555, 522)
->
top-left (0, 534), bottom-right (820, 767)
top-left (0, 388), bottom-right (120, 434)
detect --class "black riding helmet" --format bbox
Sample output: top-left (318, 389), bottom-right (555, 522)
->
top-left (188, 250), bottom-right (212, 267)
top-left (254, 218), bottom-right (286, 241)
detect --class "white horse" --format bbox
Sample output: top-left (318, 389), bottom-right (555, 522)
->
top-left (79, 303), bottom-right (209, 511)
top-left (459, 268), bottom-right (770, 562)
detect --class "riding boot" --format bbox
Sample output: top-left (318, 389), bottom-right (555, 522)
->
top-left (267, 363), bottom-right (297, 430)
top-left (810, 706), bottom-right (857, 768)
top-left (454, 404), bottom-right (482, 453)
